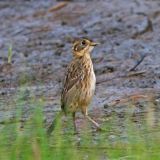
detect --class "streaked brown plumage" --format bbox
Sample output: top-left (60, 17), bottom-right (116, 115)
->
top-left (47, 38), bottom-right (100, 134)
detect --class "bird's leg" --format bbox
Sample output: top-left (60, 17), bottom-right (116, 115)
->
top-left (72, 112), bottom-right (78, 133)
top-left (86, 115), bottom-right (101, 129)
top-left (82, 107), bottom-right (101, 130)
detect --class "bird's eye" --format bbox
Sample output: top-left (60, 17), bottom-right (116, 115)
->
top-left (81, 40), bottom-right (86, 45)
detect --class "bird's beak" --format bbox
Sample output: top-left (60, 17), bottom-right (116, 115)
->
top-left (90, 42), bottom-right (100, 46)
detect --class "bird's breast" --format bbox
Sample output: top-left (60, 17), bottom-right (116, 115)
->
top-left (89, 67), bottom-right (96, 93)
top-left (78, 64), bottom-right (96, 106)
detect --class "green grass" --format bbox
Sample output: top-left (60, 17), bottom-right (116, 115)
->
top-left (7, 44), bottom-right (12, 64)
top-left (0, 91), bottom-right (160, 160)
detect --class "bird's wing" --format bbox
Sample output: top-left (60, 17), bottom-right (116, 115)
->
top-left (61, 61), bottom-right (83, 109)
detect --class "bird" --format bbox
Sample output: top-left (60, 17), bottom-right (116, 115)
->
top-left (47, 38), bottom-right (100, 135)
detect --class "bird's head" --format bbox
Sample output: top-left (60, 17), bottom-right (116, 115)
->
top-left (72, 38), bottom-right (99, 58)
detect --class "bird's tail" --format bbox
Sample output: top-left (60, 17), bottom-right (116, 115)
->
top-left (46, 111), bottom-right (63, 136)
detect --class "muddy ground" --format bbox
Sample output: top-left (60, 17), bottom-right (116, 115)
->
top-left (0, 0), bottom-right (160, 133)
